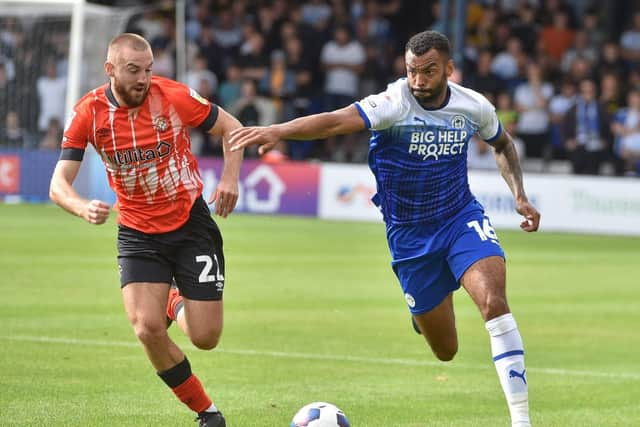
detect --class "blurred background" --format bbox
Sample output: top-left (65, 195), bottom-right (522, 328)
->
top-left (0, 0), bottom-right (639, 235)
top-left (0, 0), bottom-right (639, 168)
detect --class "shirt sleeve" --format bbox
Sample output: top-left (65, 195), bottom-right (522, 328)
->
top-left (354, 85), bottom-right (405, 131)
top-left (61, 99), bottom-right (92, 152)
top-left (166, 80), bottom-right (219, 131)
top-left (477, 94), bottom-right (502, 142)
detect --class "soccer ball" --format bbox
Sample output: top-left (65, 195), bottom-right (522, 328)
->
top-left (290, 402), bottom-right (351, 427)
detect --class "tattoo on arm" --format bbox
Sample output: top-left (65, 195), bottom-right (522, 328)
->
top-left (492, 133), bottom-right (526, 201)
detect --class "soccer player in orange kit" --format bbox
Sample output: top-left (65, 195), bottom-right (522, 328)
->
top-left (49, 33), bottom-right (242, 427)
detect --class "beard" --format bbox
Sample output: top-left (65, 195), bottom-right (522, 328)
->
top-left (409, 79), bottom-right (448, 107)
top-left (113, 78), bottom-right (149, 107)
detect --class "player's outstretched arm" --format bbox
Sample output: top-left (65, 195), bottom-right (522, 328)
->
top-left (49, 160), bottom-right (111, 225)
top-left (229, 105), bottom-right (367, 154)
top-left (490, 131), bottom-right (541, 232)
top-left (207, 107), bottom-right (243, 218)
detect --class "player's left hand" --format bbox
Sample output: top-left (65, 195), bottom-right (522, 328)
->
top-left (229, 126), bottom-right (280, 155)
top-left (515, 199), bottom-right (540, 232)
top-left (208, 179), bottom-right (239, 218)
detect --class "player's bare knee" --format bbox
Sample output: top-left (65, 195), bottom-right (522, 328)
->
top-left (131, 318), bottom-right (168, 345)
top-left (190, 332), bottom-right (221, 350)
top-left (190, 336), bottom-right (219, 350)
top-left (428, 340), bottom-right (458, 361)
top-left (433, 346), bottom-right (457, 361)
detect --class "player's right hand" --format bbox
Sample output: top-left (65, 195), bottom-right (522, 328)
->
top-left (515, 199), bottom-right (540, 232)
top-left (83, 199), bottom-right (111, 225)
top-left (229, 126), bottom-right (279, 155)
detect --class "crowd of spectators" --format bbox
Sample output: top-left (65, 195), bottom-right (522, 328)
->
top-left (1, 0), bottom-right (639, 176)
top-left (0, 17), bottom-right (68, 151)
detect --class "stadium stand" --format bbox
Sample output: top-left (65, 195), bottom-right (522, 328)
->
top-left (1, 0), bottom-right (638, 176)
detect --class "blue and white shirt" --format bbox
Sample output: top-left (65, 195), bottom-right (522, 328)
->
top-left (355, 78), bottom-right (502, 225)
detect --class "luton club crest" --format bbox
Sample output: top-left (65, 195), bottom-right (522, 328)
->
top-left (152, 116), bottom-right (168, 132)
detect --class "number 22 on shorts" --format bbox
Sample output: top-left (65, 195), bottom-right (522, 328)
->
top-left (195, 254), bottom-right (224, 283)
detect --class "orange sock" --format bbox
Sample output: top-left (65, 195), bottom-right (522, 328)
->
top-left (167, 288), bottom-right (184, 322)
top-left (158, 357), bottom-right (213, 413)
top-left (171, 374), bottom-right (212, 413)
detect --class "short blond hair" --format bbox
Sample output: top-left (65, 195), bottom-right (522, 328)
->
top-left (107, 33), bottom-right (151, 63)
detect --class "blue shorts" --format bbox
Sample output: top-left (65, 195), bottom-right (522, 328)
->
top-left (387, 199), bottom-right (505, 315)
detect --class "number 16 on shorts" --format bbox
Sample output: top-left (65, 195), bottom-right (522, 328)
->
top-left (467, 217), bottom-right (499, 244)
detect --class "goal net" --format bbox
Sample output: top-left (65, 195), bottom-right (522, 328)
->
top-left (0, 0), bottom-right (188, 202)
top-left (0, 0), bottom-right (145, 148)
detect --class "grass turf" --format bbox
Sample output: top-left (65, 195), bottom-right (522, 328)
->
top-left (1, 203), bottom-right (638, 426)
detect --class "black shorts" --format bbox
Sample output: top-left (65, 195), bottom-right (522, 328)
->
top-left (117, 197), bottom-right (225, 301)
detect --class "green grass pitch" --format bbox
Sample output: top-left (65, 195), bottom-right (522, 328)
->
top-left (1, 204), bottom-right (638, 426)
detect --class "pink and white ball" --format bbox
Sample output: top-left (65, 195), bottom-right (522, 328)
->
top-left (290, 402), bottom-right (351, 427)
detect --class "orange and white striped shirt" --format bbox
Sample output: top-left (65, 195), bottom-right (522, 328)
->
top-left (61, 76), bottom-right (218, 233)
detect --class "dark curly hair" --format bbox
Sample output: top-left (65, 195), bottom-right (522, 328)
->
top-left (405, 31), bottom-right (451, 57)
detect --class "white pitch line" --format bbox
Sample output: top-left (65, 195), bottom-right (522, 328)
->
top-left (3, 335), bottom-right (639, 381)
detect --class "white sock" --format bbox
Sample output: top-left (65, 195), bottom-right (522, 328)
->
top-left (486, 313), bottom-right (530, 427)
top-left (175, 303), bottom-right (184, 321)
top-left (203, 402), bottom-right (218, 413)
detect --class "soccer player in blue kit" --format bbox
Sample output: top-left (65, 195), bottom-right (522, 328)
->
top-left (229, 31), bottom-right (540, 427)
